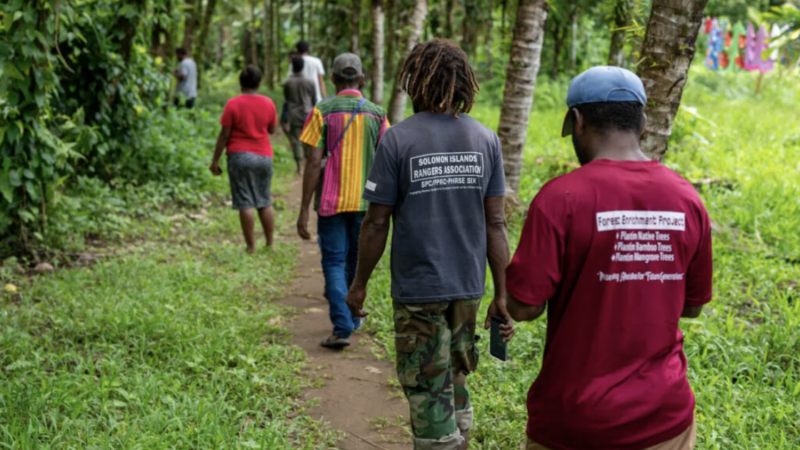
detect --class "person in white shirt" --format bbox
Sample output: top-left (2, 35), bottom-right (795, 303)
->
top-left (174, 47), bottom-right (197, 109)
top-left (288, 41), bottom-right (327, 103)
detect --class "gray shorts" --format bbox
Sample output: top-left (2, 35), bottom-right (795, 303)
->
top-left (226, 152), bottom-right (273, 210)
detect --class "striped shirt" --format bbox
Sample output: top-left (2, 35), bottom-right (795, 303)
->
top-left (299, 89), bottom-right (390, 217)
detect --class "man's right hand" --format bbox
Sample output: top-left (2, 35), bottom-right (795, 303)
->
top-left (297, 208), bottom-right (311, 240)
top-left (485, 295), bottom-right (515, 342)
top-left (346, 284), bottom-right (369, 318)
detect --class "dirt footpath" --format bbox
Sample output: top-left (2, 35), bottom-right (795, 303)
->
top-left (278, 178), bottom-right (412, 450)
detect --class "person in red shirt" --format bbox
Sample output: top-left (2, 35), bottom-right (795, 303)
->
top-left (506, 66), bottom-right (713, 450)
top-left (210, 65), bottom-right (278, 252)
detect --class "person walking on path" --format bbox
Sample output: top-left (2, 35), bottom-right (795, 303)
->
top-left (291, 41), bottom-right (327, 103)
top-left (296, 53), bottom-right (389, 349)
top-left (174, 48), bottom-right (197, 109)
top-left (505, 66), bottom-right (713, 450)
top-left (210, 65), bottom-right (278, 252)
top-left (345, 39), bottom-right (514, 450)
top-left (282, 56), bottom-right (316, 175)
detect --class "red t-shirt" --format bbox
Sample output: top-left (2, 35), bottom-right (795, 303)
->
top-left (506, 160), bottom-right (713, 450)
top-left (220, 95), bottom-right (277, 157)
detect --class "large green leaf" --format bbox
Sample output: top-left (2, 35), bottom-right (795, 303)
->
top-left (2, 62), bottom-right (24, 80)
top-left (0, 171), bottom-right (13, 203)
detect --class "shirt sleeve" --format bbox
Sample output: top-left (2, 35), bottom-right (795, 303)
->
top-left (316, 58), bottom-right (325, 75)
top-left (378, 115), bottom-right (390, 142)
top-left (220, 100), bottom-right (234, 127)
top-left (506, 194), bottom-right (566, 306)
top-left (362, 136), bottom-right (398, 206)
top-left (299, 107), bottom-right (325, 148)
top-left (685, 207), bottom-right (713, 306)
top-left (485, 134), bottom-right (506, 197)
top-left (178, 60), bottom-right (189, 77)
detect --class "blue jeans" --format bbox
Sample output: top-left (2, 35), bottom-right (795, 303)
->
top-left (317, 212), bottom-right (364, 338)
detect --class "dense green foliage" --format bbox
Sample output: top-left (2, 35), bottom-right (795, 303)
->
top-left (364, 70), bottom-right (800, 449)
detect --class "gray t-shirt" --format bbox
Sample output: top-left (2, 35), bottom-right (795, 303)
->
top-left (177, 58), bottom-right (197, 99)
top-left (363, 113), bottom-right (506, 303)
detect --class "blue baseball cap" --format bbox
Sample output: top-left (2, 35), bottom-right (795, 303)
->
top-left (562, 66), bottom-right (647, 137)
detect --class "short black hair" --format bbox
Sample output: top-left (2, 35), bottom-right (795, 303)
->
top-left (574, 101), bottom-right (645, 135)
top-left (239, 65), bottom-right (262, 90)
top-left (296, 41), bottom-right (309, 54)
top-left (333, 68), bottom-right (361, 87)
top-left (291, 56), bottom-right (305, 74)
top-left (176, 47), bottom-right (187, 56)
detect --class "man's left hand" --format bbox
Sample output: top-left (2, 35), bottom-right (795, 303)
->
top-left (297, 208), bottom-right (311, 240)
top-left (346, 285), bottom-right (369, 318)
top-left (485, 295), bottom-right (515, 342)
top-left (209, 161), bottom-right (222, 176)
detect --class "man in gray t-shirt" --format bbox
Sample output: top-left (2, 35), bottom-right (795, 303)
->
top-left (345, 39), bottom-right (514, 450)
top-left (174, 48), bottom-right (197, 109)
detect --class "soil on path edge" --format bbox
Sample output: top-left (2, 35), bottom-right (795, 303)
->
top-left (277, 177), bottom-right (412, 450)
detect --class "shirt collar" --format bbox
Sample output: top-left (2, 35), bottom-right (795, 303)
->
top-left (337, 89), bottom-right (363, 98)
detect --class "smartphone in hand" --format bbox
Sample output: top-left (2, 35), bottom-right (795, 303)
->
top-left (490, 315), bottom-right (508, 362)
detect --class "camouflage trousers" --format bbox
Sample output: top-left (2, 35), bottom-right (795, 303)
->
top-left (393, 298), bottom-right (481, 450)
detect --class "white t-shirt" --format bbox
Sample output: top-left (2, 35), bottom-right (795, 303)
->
top-left (177, 58), bottom-right (197, 99)
top-left (288, 55), bottom-right (325, 103)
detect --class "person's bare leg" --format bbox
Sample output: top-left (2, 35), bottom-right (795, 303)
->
top-left (257, 206), bottom-right (275, 247)
top-left (461, 431), bottom-right (469, 450)
top-left (239, 209), bottom-right (256, 253)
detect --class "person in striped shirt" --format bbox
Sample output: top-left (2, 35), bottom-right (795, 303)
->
top-left (296, 53), bottom-right (390, 349)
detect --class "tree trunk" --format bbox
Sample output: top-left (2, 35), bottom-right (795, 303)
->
top-left (387, 0), bottom-right (428, 125)
top-left (569, 13), bottom-right (577, 71)
top-left (607, 0), bottom-right (630, 66)
top-left (637, 0), bottom-right (708, 160)
top-left (497, 0), bottom-right (548, 197)
top-left (385, 0), bottom-right (396, 81)
top-left (485, 0), bottom-right (493, 78)
top-left (249, 0), bottom-right (259, 67)
top-left (264, 0), bottom-right (274, 88)
top-left (351, 0), bottom-right (361, 53)
top-left (445, 0), bottom-right (456, 39)
top-left (300, 0), bottom-right (306, 41)
top-left (194, 0), bottom-right (218, 87)
top-left (216, 23), bottom-right (225, 66)
top-left (550, 19), bottom-right (566, 79)
top-left (371, 0), bottom-right (385, 105)
top-left (182, 0), bottom-right (199, 54)
top-left (274, 0), bottom-right (281, 80)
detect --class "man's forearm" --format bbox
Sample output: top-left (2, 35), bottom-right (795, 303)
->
top-left (486, 222), bottom-right (510, 300)
top-left (318, 75), bottom-right (327, 98)
top-left (351, 216), bottom-right (390, 289)
top-left (300, 147), bottom-right (321, 210)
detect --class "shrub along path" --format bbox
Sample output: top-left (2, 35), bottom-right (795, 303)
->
top-left (278, 179), bottom-right (411, 450)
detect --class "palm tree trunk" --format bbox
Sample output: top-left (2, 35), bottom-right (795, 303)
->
top-left (497, 0), bottom-right (548, 198)
top-left (385, 0), bottom-right (396, 81)
top-left (351, 0), bottom-right (361, 53)
top-left (637, 0), bottom-right (708, 160)
top-left (387, 0), bottom-right (428, 125)
top-left (194, 0), bottom-right (218, 87)
top-left (274, 0), bottom-right (281, 79)
top-left (607, 0), bottom-right (630, 66)
top-left (264, 0), bottom-right (274, 88)
top-left (371, 0), bottom-right (385, 105)
top-left (300, 0), bottom-right (305, 41)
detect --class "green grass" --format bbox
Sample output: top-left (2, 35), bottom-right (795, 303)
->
top-left (0, 107), bottom-right (338, 448)
top-left (364, 67), bottom-right (800, 449)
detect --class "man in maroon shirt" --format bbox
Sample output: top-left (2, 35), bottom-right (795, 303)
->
top-left (506, 66), bottom-right (713, 450)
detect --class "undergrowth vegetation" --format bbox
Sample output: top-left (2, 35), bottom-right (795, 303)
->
top-left (365, 68), bottom-right (800, 449)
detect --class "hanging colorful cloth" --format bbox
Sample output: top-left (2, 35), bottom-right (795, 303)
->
top-left (705, 19), bottom-right (724, 70)
top-left (719, 20), bottom-right (731, 70)
top-left (704, 17), bottom-right (713, 34)
top-left (730, 22), bottom-right (747, 70)
top-left (744, 23), bottom-right (761, 71)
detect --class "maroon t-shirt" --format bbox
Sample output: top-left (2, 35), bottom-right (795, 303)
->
top-left (506, 159), bottom-right (713, 450)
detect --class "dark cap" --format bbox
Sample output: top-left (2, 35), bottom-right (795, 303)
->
top-left (562, 66), bottom-right (647, 137)
top-left (332, 53), bottom-right (364, 80)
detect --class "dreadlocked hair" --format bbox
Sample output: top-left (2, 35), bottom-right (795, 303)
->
top-left (398, 39), bottom-right (480, 117)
